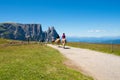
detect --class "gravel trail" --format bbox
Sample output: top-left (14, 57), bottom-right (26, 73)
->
top-left (48, 44), bottom-right (120, 80)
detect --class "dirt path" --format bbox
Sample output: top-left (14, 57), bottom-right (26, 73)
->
top-left (48, 44), bottom-right (120, 80)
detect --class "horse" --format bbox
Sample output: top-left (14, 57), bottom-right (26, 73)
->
top-left (61, 38), bottom-right (66, 48)
top-left (54, 38), bottom-right (61, 46)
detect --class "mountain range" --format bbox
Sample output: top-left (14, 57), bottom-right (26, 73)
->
top-left (0, 23), bottom-right (59, 41)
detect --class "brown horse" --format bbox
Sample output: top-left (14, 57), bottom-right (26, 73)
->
top-left (55, 38), bottom-right (61, 46)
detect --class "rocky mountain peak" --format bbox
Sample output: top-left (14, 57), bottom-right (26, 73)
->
top-left (0, 23), bottom-right (59, 41)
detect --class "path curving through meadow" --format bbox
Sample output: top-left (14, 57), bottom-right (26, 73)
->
top-left (48, 44), bottom-right (120, 80)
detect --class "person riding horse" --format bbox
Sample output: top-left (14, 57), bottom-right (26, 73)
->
top-left (62, 33), bottom-right (66, 48)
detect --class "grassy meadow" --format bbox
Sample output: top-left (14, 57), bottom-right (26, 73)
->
top-left (0, 38), bottom-right (9, 44)
top-left (0, 39), bottom-right (93, 80)
top-left (67, 42), bottom-right (120, 56)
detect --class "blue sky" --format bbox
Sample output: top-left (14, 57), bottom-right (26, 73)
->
top-left (0, 0), bottom-right (120, 37)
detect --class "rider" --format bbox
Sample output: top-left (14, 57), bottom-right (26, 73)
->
top-left (62, 33), bottom-right (66, 39)
top-left (62, 33), bottom-right (66, 48)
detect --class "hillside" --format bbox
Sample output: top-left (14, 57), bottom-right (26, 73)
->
top-left (0, 23), bottom-right (59, 41)
top-left (0, 39), bottom-right (93, 80)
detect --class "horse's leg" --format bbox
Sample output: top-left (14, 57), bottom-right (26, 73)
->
top-left (63, 39), bottom-right (66, 48)
top-left (62, 40), bottom-right (64, 48)
top-left (63, 42), bottom-right (65, 48)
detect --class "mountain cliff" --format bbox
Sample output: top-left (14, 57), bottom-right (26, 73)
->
top-left (0, 23), bottom-right (59, 41)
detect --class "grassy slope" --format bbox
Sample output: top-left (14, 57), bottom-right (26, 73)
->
top-left (0, 38), bottom-right (9, 44)
top-left (0, 41), bottom-right (93, 80)
top-left (67, 42), bottom-right (120, 56)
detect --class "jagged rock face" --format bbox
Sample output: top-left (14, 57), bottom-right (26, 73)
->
top-left (0, 23), bottom-right (59, 41)
top-left (46, 27), bottom-right (59, 41)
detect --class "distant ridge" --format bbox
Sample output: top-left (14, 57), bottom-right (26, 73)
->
top-left (67, 37), bottom-right (120, 44)
top-left (0, 23), bottom-right (59, 41)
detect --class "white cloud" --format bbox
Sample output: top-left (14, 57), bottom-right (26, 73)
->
top-left (88, 30), bottom-right (106, 33)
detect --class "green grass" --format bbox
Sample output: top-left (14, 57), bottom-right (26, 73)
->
top-left (0, 38), bottom-right (9, 44)
top-left (67, 42), bottom-right (120, 56)
top-left (0, 43), bottom-right (93, 80)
